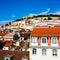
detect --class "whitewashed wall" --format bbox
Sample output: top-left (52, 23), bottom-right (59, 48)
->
top-left (30, 48), bottom-right (60, 60)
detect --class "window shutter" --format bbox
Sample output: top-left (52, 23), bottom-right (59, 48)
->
top-left (58, 37), bottom-right (60, 46)
top-left (47, 37), bottom-right (51, 46)
top-left (38, 37), bottom-right (41, 46)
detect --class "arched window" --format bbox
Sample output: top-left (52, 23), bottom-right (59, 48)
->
top-left (41, 37), bottom-right (47, 44)
top-left (32, 48), bottom-right (36, 54)
top-left (51, 37), bottom-right (57, 44)
top-left (52, 49), bottom-right (57, 56)
top-left (42, 49), bottom-right (46, 55)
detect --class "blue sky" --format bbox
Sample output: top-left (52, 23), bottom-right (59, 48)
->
top-left (0, 0), bottom-right (60, 24)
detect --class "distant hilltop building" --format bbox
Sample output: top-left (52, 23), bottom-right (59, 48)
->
top-left (14, 14), bottom-right (60, 21)
top-left (1, 14), bottom-right (60, 31)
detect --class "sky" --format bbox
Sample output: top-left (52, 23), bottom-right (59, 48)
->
top-left (0, 0), bottom-right (60, 24)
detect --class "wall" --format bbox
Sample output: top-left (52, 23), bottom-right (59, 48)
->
top-left (30, 48), bottom-right (60, 60)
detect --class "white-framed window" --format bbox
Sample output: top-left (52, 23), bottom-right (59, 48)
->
top-left (52, 49), bottom-right (57, 56)
top-left (51, 37), bottom-right (57, 44)
top-left (41, 37), bottom-right (47, 44)
top-left (32, 48), bottom-right (36, 55)
top-left (42, 49), bottom-right (46, 55)
top-left (32, 37), bottom-right (37, 43)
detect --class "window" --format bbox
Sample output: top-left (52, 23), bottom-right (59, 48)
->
top-left (32, 37), bottom-right (37, 43)
top-left (42, 37), bottom-right (47, 43)
top-left (42, 49), bottom-right (46, 55)
top-left (32, 48), bottom-right (36, 54)
top-left (52, 49), bottom-right (57, 56)
top-left (51, 37), bottom-right (57, 44)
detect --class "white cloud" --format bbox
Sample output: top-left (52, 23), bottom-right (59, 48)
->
top-left (29, 8), bottom-right (50, 16)
top-left (0, 21), bottom-right (8, 24)
top-left (0, 20), bottom-right (13, 24)
top-left (29, 9), bottom-right (60, 16)
top-left (53, 11), bottom-right (60, 15)
top-left (29, 13), bottom-right (37, 16)
top-left (1, 20), bottom-right (9, 23)
top-left (12, 15), bottom-right (16, 18)
top-left (39, 8), bottom-right (50, 15)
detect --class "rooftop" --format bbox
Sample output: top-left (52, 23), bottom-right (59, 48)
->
top-left (32, 27), bottom-right (60, 37)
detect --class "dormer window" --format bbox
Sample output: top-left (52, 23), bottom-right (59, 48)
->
top-left (41, 37), bottom-right (47, 44)
top-left (32, 37), bottom-right (37, 43)
top-left (51, 37), bottom-right (57, 44)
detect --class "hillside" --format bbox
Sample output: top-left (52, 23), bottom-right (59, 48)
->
top-left (14, 14), bottom-right (60, 22)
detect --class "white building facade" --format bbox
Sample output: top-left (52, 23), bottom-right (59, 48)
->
top-left (30, 27), bottom-right (60, 60)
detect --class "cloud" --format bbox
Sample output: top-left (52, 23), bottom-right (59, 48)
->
top-left (29, 13), bottom-right (37, 16)
top-left (0, 20), bottom-right (13, 24)
top-left (0, 21), bottom-right (8, 24)
top-left (53, 11), bottom-right (60, 15)
top-left (12, 15), bottom-right (16, 18)
top-left (39, 8), bottom-right (50, 15)
top-left (29, 8), bottom-right (50, 16)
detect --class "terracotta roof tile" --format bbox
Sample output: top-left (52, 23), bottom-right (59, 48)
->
top-left (32, 27), bottom-right (60, 37)
top-left (0, 33), bottom-right (6, 36)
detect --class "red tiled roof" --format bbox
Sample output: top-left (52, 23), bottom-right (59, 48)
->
top-left (32, 27), bottom-right (60, 37)
top-left (0, 33), bottom-right (6, 36)
top-left (0, 30), bottom-right (14, 36)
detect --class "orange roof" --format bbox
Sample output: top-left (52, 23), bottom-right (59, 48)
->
top-left (32, 27), bottom-right (60, 37)
top-left (0, 33), bottom-right (6, 36)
